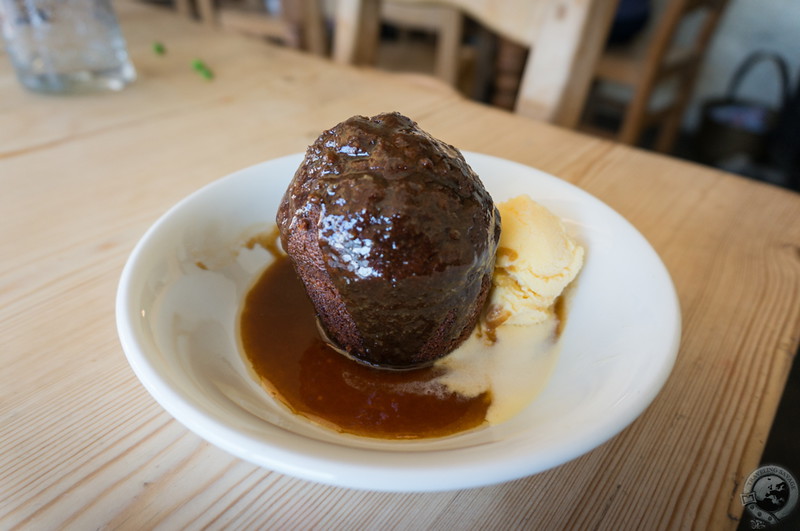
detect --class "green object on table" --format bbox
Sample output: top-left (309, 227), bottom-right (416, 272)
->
top-left (153, 42), bottom-right (166, 55)
top-left (192, 59), bottom-right (214, 80)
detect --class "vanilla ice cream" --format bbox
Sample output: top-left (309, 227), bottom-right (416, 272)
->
top-left (481, 195), bottom-right (584, 337)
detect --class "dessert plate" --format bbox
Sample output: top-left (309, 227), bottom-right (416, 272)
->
top-left (116, 152), bottom-right (681, 491)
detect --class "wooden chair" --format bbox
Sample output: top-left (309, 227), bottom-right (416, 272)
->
top-left (333, 0), bottom-right (620, 128)
top-left (586, 0), bottom-right (731, 152)
top-left (187, 0), bottom-right (328, 55)
top-left (378, 2), bottom-right (464, 87)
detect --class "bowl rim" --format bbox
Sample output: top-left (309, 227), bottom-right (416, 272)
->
top-left (115, 151), bottom-right (681, 491)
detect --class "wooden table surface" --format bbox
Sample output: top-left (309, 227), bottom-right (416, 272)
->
top-left (2, 2), bottom-right (799, 529)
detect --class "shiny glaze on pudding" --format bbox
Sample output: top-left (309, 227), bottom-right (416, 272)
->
top-left (276, 112), bottom-right (500, 369)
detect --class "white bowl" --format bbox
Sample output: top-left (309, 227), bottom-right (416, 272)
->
top-left (116, 152), bottom-right (681, 491)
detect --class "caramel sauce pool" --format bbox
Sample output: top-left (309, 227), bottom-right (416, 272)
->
top-left (240, 256), bottom-right (490, 439)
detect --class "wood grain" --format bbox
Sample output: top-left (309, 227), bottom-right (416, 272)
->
top-left (2, 2), bottom-right (799, 529)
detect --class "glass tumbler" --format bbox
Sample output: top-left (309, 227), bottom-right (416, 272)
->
top-left (0, 0), bottom-right (136, 93)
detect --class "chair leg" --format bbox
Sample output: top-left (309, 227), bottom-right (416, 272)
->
top-left (654, 70), bottom-right (700, 153)
top-left (490, 37), bottom-right (525, 110)
top-left (333, 0), bottom-right (380, 65)
top-left (653, 105), bottom-right (683, 154)
top-left (434, 8), bottom-right (462, 86)
top-left (175, 0), bottom-right (192, 18)
top-left (301, 0), bottom-right (327, 56)
top-left (196, 0), bottom-right (216, 26)
top-left (284, 0), bottom-right (327, 54)
top-left (618, 85), bottom-right (651, 146)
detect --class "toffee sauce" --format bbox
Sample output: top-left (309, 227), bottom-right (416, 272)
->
top-left (240, 255), bottom-right (491, 439)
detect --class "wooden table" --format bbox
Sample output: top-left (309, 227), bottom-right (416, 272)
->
top-left (2, 2), bottom-right (799, 528)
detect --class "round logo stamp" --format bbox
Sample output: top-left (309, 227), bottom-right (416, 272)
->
top-left (741, 465), bottom-right (798, 528)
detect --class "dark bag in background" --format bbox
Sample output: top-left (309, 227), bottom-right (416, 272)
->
top-left (768, 71), bottom-right (800, 190)
top-left (695, 51), bottom-right (790, 166)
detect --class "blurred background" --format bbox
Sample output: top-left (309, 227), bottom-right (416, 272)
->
top-left (140, 0), bottom-right (800, 193)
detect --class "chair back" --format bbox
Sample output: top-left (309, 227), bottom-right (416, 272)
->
top-left (605, 0), bottom-right (731, 151)
top-left (333, 0), bottom-right (619, 126)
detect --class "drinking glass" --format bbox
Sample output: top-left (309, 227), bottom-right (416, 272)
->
top-left (0, 0), bottom-right (136, 93)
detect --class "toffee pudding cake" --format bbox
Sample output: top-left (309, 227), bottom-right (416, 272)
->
top-left (277, 112), bottom-right (500, 369)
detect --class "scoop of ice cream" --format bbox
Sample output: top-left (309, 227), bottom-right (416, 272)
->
top-left (481, 195), bottom-right (583, 334)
